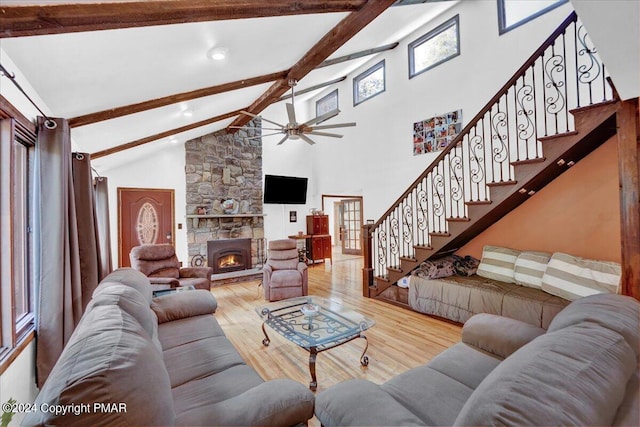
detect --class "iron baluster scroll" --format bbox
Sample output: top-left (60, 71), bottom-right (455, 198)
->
top-left (257, 297), bottom-right (374, 391)
top-left (365, 12), bottom-right (612, 292)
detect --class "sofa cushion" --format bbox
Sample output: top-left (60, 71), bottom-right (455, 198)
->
top-left (315, 379), bottom-right (426, 427)
top-left (476, 245), bottom-right (520, 283)
top-left (453, 322), bottom-right (636, 427)
top-left (23, 305), bottom-right (175, 427)
top-left (158, 314), bottom-right (227, 350)
top-left (163, 336), bottom-right (246, 388)
top-left (269, 269), bottom-right (303, 288)
top-left (513, 250), bottom-right (551, 289)
top-left (541, 252), bottom-right (621, 301)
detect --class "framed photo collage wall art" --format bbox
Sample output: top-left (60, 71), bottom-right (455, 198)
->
top-left (413, 109), bottom-right (462, 155)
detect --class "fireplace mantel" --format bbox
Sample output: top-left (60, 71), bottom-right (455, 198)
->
top-left (186, 213), bottom-right (265, 228)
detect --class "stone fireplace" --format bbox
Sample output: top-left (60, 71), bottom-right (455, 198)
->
top-left (185, 120), bottom-right (264, 269)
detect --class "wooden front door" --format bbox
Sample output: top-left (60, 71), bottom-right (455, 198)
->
top-left (118, 187), bottom-right (174, 267)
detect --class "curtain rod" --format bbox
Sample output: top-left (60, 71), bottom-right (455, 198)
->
top-left (0, 62), bottom-right (57, 129)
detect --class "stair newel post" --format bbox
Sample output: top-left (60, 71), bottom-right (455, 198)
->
top-left (362, 223), bottom-right (375, 297)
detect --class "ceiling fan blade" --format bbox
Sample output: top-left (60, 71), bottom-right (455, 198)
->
top-left (307, 131), bottom-right (344, 138)
top-left (240, 110), bottom-right (284, 128)
top-left (310, 122), bottom-right (356, 130)
top-left (301, 109), bottom-right (342, 127)
top-left (286, 103), bottom-right (297, 124)
top-left (299, 134), bottom-right (316, 145)
top-left (276, 135), bottom-right (289, 145)
top-left (245, 131), bottom-right (283, 141)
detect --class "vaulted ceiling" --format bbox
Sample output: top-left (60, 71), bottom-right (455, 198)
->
top-left (0, 0), bottom-right (457, 170)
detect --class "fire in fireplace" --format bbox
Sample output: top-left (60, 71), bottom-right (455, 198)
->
top-left (207, 238), bottom-right (252, 274)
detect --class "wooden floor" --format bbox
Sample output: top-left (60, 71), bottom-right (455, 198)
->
top-left (211, 251), bottom-right (462, 425)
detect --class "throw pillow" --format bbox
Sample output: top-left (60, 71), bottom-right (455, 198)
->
top-left (476, 245), bottom-right (521, 283)
top-left (513, 250), bottom-right (552, 289)
top-left (541, 252), bottom-right (621, 301)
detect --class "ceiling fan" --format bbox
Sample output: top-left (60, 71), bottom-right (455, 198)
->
top-left (232, 79), bottom-right (356, 145)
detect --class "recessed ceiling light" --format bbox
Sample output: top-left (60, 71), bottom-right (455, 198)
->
top-left (182, 109), bottom-right (193, 118)
top-left (169, 137), bottom-right (180, 144)
top-left (207, 46), bottom-right (228, 61)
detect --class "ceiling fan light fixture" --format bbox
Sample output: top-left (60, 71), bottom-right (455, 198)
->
top-left (207, 46), bottom-right (228, 61)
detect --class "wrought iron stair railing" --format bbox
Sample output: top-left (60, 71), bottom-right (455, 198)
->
top-left (363, 12), bottom-right (613, 292)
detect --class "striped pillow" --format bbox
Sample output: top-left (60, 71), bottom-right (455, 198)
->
top-left (513, 251), bottom-right (552, 289)
top-left (541, 252), bottom-right (622, 301)
top-left (476, 245), bottom-right (521, 283)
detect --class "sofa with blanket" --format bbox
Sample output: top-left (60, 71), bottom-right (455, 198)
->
top-left (409, 245), bottom-right (622, 328)
top-left (315, 293), bottom-right (640, 426)
top-left (23, 268), bottom-right (315, 427)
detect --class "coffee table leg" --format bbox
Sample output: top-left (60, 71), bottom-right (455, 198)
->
top-left (309, 347), bottom-right (318, 391)
top-left (261, 322), bottom-right (271, 346)
top-left (360, 334), bottom-right (369, 366)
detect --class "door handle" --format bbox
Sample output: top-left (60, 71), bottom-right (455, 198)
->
top-left (166, 232), bottom-right (172, 242)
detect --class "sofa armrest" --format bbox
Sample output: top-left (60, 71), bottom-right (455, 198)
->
top-left (179, 266), bottom-right (213, 279)
top-left (462, 313), bottom-right (546, 359)
top-left (151, 289), bottom-right (217, 323)
top-left (177, 379), bottom-right (315, 427)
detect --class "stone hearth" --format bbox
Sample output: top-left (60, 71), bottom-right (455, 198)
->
top-left (185, 120), bottom-right (264, 268)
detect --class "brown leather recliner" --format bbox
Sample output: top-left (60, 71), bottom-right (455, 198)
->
top-left (129, 244), bottom-right (212, 291)
top-left (263, 239), bottom-right (308, 301)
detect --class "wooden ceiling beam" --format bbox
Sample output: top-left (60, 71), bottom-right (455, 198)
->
top-left (227, 0), bottom-right (397, 131)
top-left (0, 0), bottom-right (366, 38)
top-left (90, 108), bottom-right (245, 159)
top-left (69, 70), bottom-right (287, 128)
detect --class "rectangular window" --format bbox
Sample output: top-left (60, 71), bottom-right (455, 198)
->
top-left (353, 60), bottom-right (385, 106)
top-left (409, 15), bottom-right (460, 79)
top-left (498, 0), bottom-right (568, 34)
top-left (0, 100), bottom-right (35, 363)
top-left (315, 89), bottom-right (339, 123)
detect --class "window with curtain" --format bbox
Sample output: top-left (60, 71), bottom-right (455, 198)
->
top-left (0, 98), bottom-right (35, 364)
top-left (353, 60), bottom-right (386, 106)
top-left (409, 15), bottom-right (460, 79)
top-left (498, 0), bottom-right (568, 34)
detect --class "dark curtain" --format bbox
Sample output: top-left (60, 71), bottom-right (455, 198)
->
top-left (34, 118), bottom-right (107, 386)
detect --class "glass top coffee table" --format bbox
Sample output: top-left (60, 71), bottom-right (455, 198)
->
top-left (256, 296), bottom-right (375, 391)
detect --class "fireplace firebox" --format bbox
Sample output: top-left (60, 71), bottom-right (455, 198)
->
top-left (207, 238), bottom-right (252, 274)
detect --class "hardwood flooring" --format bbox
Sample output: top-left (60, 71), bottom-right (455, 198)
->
top-left (211, 252), bottom-right (462, 425)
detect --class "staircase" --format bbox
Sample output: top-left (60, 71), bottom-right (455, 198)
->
top-left (362, 12), bottom-right (618, 300)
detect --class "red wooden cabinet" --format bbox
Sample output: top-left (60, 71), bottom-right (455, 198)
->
top-left (306, 215), bottom-right (331, 264)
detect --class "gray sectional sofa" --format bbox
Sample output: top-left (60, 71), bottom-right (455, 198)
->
top-left (23, 268), bottom-right (314, 426)
top-left (315, 293), bottom-right (640, 426)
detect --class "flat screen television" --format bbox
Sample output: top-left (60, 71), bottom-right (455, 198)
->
top-left (263, 174), bottom-right (308, 204)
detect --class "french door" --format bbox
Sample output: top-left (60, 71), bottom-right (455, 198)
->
top-left (339, 198), bottom-right (363, 255)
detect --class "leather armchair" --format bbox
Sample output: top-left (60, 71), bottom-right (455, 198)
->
top-left (130, 244), bottom-right (213, 291)
top-left (263, 239), bottom-right (308, 301)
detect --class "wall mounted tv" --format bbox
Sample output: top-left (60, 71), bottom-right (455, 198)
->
top-left (263, 174), bottom-right (308, 204)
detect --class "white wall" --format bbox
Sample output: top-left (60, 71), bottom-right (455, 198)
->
top-left (97, 142), bottom-right (188, 265)
top-left (571, 0), bottom-right (639, 101)
top-left (261, 0), bottom-right (573, 235)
